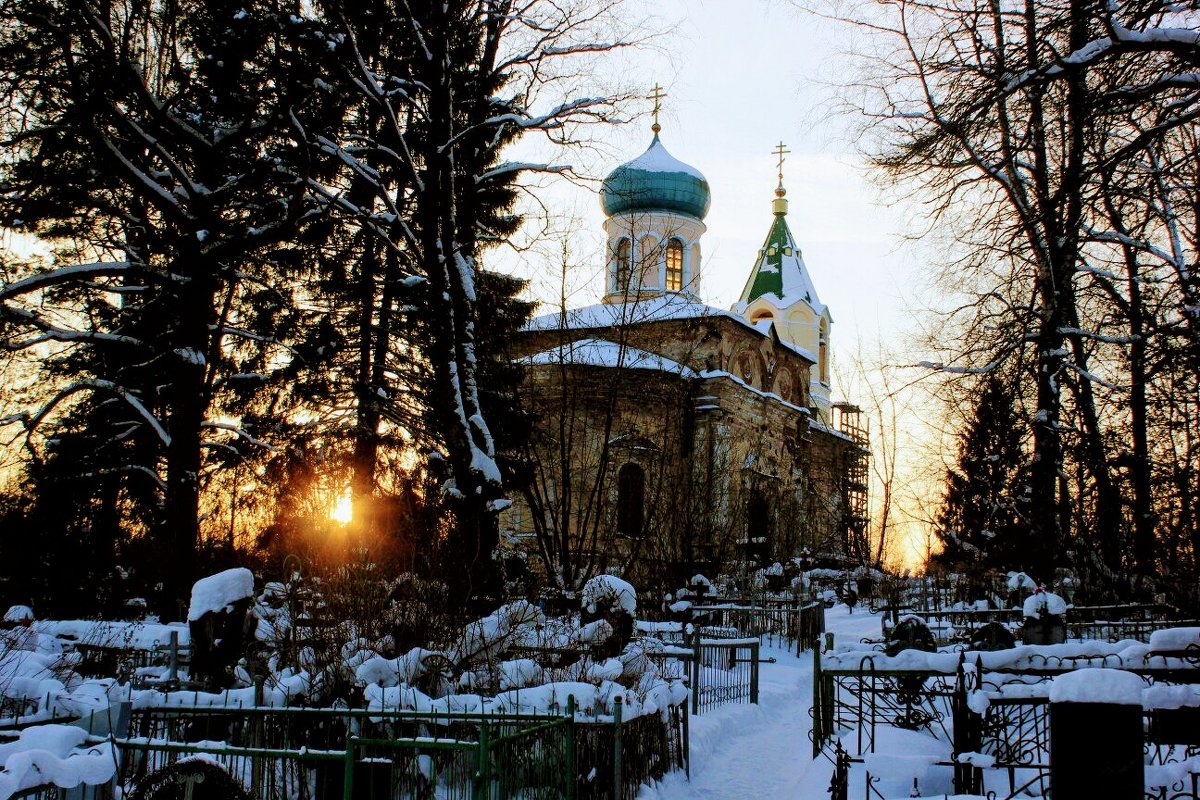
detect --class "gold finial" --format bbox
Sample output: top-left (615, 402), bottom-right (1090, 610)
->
top-left (650, 84), bottom-right (667, 134)
top-left (772, 141), bottom-right (791, 215)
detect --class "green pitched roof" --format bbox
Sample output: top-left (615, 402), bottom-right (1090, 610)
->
top-left (739, 208), bottom-right (822, 311)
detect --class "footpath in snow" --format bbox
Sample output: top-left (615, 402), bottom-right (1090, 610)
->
top-left (640, 605), bottom-right (881, 800)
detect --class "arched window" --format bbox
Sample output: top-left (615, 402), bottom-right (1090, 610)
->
top-left (665, 238), bottom-right (684, 291)
top-left (616, 463), bottom-right (645, 537)
top-left (819, 319), bottom-right (830, 384)
top-left (614, 238), bottom-right (632, 291)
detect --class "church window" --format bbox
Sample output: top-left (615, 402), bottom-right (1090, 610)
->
top-left (615, 238), bottom-right (632, 290)
top-left (666, 238), bottom-right (684, 291)
top-left (616, 463), bottom-right (645, 537)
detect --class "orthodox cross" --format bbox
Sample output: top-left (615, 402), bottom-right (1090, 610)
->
top-left (773, 141), bottom-right (791, 193)
top-left (650, 84), bottom-right (667, 134)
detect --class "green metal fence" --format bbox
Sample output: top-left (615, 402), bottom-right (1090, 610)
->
top-left (117, 705), bottom-right (576, 800)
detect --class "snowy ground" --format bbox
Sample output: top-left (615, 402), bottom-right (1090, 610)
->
top-left (640, 605), bottom-right (882, 800)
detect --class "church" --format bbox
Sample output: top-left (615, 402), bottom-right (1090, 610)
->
top-left (503, 123), bottom-right (869, 594)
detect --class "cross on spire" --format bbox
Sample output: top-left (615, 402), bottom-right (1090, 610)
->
top-left (773, 141), bottom-right (791, 197)
top-left (650, 84), bottom-right (667, 134)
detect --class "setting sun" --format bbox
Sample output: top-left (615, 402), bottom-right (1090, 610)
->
top-left (329, 488), bottom-right (353, 524)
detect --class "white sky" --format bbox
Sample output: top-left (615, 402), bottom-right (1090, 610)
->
top-left (491, 0), bottom-right (943, 567)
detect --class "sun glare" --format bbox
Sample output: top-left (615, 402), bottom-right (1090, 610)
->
top-left (330, 488), bottom-right (353, 524)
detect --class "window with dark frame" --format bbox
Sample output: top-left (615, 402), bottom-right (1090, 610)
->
top-left (616, 463), bottom-right (645, 537)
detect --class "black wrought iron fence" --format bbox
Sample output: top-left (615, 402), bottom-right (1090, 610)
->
top-left (688, 635), bottom-right (761, 715)
top-left (816, 642), bottom-right (1200, 800)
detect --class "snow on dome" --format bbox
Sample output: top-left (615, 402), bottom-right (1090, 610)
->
top-left (188, 568), bottom-right (255, 622)
top-left (618, 137), bottom-right (705, 179)
top-left (600, 135), bottom-right (711, 220)
top-left (1049, 667), bottom-right (1145, 705)
top-left (582, 574), bottom-right (637, 616)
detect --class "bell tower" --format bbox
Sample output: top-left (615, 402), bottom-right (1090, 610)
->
top-left (734, 143), bottom-right (834, 420)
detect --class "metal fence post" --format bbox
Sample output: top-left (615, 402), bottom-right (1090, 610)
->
top-left (342, 736), bottom-right (356, 800)
top-left (750, 641), bottom-right (760, 705)
top-left (613, 695), bottom-right (623, 800)
top-left (168, 630), bottom-right (179, 683)
top-left (812, 644), bottom-right (822, 758)
top-left (474, 722), bottom-right (491, 800)
top-left (690, 627), bottom-right (700, 716)
top-left (566, 695), bottom-right (577, 800)
top-left (951, 655), bottom-right (982, 795)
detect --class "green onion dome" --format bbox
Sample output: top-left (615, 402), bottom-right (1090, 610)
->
top-left (600, 135), bottom-right (711, 220)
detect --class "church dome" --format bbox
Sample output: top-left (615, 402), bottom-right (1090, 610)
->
top-left (600, 135), bottom-right (711, 220)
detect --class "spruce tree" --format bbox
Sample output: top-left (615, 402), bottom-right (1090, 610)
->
top-left (934, 376), bottom-right (1035, 584)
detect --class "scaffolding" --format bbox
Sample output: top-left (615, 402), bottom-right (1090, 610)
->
top-left (832, 402), bottom-right (870, 562)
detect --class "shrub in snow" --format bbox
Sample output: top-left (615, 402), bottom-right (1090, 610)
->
top-left (581, 575), bottom-right (637, 658)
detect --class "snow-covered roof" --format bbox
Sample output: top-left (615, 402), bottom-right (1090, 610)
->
top-left (526, 294), bottom-right (817, 364)
top-left (522, 337), bottom-right (696, 377)
top-left (618, 136), bottom-right (705, 179)
top-left (735, 208), bottom-right (826, 317)
top-left (528, 294), bottom-right (726, 331)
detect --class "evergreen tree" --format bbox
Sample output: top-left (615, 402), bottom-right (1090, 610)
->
top-left (0, 0), bottom-right (344, 607)
top-left (934, 377), bottom-right (1035, 582)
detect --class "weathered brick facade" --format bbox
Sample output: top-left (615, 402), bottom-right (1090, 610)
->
top-left (504, 304), bottom-right (865, 594)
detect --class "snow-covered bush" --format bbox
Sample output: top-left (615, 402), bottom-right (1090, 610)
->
top-left (581, 575), bottom-right (637, 659)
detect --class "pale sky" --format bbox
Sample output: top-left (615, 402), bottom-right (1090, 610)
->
top-left (493, 0), bottom-right (942, 567)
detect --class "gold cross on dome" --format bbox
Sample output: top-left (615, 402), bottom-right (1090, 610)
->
top-left (773, 141), bottom-right (791, 190)
top-left (650, 84), bottom-right (667, 134)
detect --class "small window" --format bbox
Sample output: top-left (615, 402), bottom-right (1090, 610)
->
top-left (616, 463), bottom-right (645, 537)
top-left (615, 239), bottom-right (631, 291)
top-left (666, 239), bottom-right (684, 291)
